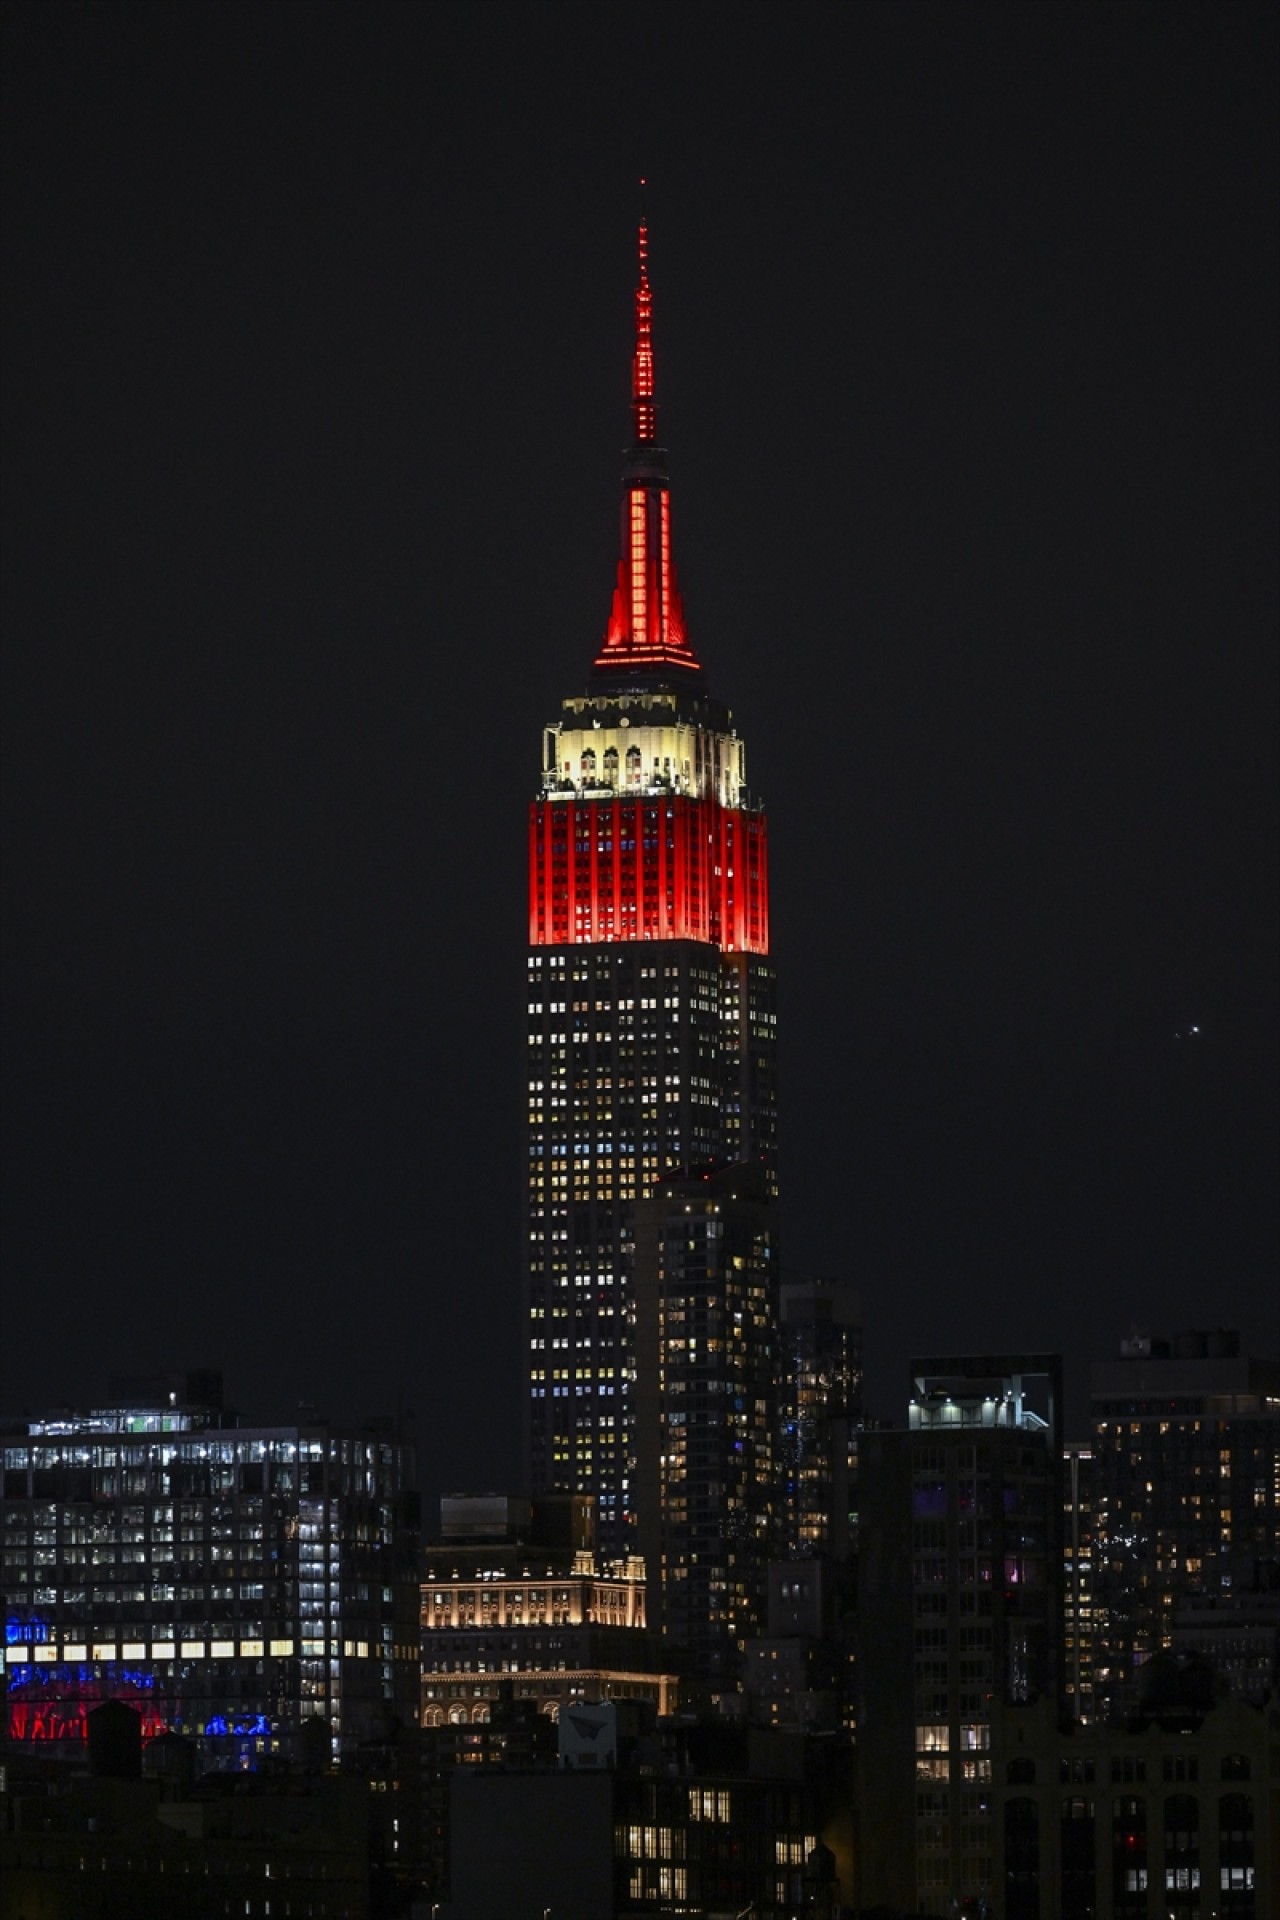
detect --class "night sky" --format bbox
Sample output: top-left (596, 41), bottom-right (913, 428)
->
top-left (3, 5), bottom-right (1276, 1512)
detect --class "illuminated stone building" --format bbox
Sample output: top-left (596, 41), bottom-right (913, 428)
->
top-left (1, 1374), bottom-right (420, 1766)
top-left (420, 1493), bottom-right (677, 1727)
top-left (525, 216), bottom-right (777, 1562)
top-left (1090, 1329), bottom-right (1280, 1722)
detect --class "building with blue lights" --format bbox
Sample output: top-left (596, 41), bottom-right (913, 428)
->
top-left (2, 1373), bottom-right (420, 1768)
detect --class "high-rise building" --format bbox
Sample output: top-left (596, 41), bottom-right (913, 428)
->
top-left (1063, 1437), bottom-right (1098, 1725)
top-left (525, 217), bottom-right (777, 1562)
top-left (633, 1162), bottom-right (779, 1691)
top-left (855, 1355), bottom-right (1064, 1918)
top-left (1089, 1327), bottom-right (1280, 1722)
top-left (1, 1374), bottom-right (420, 1766)
top-left (777, 1276), bottom-right (863, 1561)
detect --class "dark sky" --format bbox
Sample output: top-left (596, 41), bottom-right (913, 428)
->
top-left (3, 4), bottom-right (1276, 1505)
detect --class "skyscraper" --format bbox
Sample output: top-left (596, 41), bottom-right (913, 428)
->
top-left (855, 1355), bottom-right (1064, 1916)
top-left (1089, 1327), bottom-right (1280, 1722)
top-left (634, 1162), bottom-right (779, 1689)
top-left (525, 217), bottom-right (777, 1561)
top-left (777, 1276), bottom-right (863, 1561)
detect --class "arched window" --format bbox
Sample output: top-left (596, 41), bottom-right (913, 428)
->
top-left (472, 1705), bottom-right (490, 1724)
top-left (1163, 1794), bottom-right (1199, 1912)
top-left (1111, 1797), bottom-right (1147, 1918)
top-left (542, 1701), bottom-right (560, 1723)
top-left (603, 747), bottom-right (619, 786)
top-left (1060, 1796), bottom-right (1096, 1920)
top-left (1219, 1793), bottom-right (1254, 1914)
top-left (1004, 1797), bottom-right (1040, 1920)
top-left (447, 1706), bottom-right (467, 1725)
top-left (626, 745), bottom-right (642, 786)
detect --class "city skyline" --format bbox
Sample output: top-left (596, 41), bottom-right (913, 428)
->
top-left (2, 6), bottom-right (1276, 1511)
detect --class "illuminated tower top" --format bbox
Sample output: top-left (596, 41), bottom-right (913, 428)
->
top-left (594, 207), bottom-right (699, 677)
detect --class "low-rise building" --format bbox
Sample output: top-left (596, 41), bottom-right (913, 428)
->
top-left (421, 1492), bottom-right (677, 1727)
top-left (445, 1713), bottom-right (852, 1919)
top-left (0, 1701), bottom-right (372, 1919)
top-left (990, 1677), bottom-right (1278, 1920)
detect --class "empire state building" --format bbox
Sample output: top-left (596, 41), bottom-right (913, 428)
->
top-left (525, 218), bottom-right (777, 1560)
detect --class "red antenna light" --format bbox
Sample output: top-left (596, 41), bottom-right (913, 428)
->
top-left (595, 196), bottom-right (700, 675)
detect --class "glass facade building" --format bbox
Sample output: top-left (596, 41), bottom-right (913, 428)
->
top-left (2, 1378), bottom-right (420, 1766)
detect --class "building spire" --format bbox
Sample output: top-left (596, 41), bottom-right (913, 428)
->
top-left (632, 193), bottom-right (656, 444)
top-left (595, 194), bottom-right (700, 676)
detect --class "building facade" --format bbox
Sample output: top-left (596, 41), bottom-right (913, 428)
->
top-left (420, 1492), bottom-right (677, 1726)
top-left (1064, 1437), bottom-right (1099, 1726)
top-left (1, 1375), bottom-right (420, 1766)
top-left (446, 1714), bottom-right (851, 1920)
top-left (777, 1275), bottom-right (862, 1561)
top-left (1090, 1329), bottom-right (1280, 1721)
top-left (990, 1689), bottom-right (1278, 1920)
top-left (633, 1163), bottom-right (779, 1692)
top-left (856, 1355), bottom-right (1064, 1917)
top-left (525, 218), bottom-right (777, 1562)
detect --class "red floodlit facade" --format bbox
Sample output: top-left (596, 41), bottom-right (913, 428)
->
top-left (525, 214), bottom-right (777, 1560)
top-left (8, 1694), bottom-right (169, 1745)
top-left (528, 794), bottom-right (768, 952)
top-left (530, 213), bottom-right (770, 960)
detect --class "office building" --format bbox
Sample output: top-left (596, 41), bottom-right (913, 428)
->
top-left (633, 1162), bottom-right (779, 1692)
top-left (743, 1559), bottom-right (845, 1732)
top-left (1090, 1328), bottom-right (1280, 1720)
top-left (1171, 1581), bottom-right (1280, 1708)
top-left (855, 1354), bottom-right (1064, 1917)
top-left (526, 216), bottom-right (777, 1561)
top-left (1, 1373), bottom-right (420, 1766)
top-left (1063, 1437), bottom-right (1099, 1725)
top-left (777, 1275), bottom-right (862, 1561)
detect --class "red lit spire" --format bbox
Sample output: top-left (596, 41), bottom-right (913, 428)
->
top-left (595, 199), bottom-right (699, 675)
top-left (632, 210), bottom-right (656, 444)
